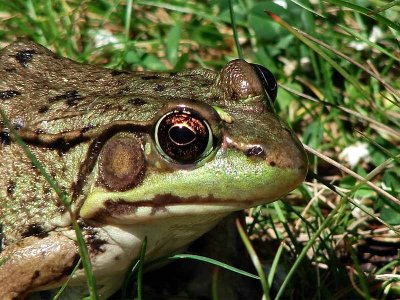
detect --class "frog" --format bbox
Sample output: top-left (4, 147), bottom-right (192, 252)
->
top-left (0, 40), bottom-right (307, 299)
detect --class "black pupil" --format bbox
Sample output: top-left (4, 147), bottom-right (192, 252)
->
top-left (169, 125), bottom-right (196, 145)
top-left (156, 111), bottom-right (210, 164)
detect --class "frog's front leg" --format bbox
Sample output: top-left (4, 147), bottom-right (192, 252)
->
top-left (0, 233), bottom-right (78, 299)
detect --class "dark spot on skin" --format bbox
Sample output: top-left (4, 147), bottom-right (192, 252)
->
top-left (0, 90), bottom-right (21, 100)
top-left (87, 235), bottom-right (107, 255)
top-left (91, 200), bottom-right (138, 220)
top-left (154, 84), bottom-right (165, 92)
top-left (269, 161), bottom-right (276, 167)
top-left (80, 222), bottom-right (107, 254)
top-left (48, 90), bottom-right (85, 106)
top-left (230, 90), bottom-right (238, 100)
top-left (81, 124), bottom-right (94, 133)
top-left (52, 138), bottom-right (71, 155)
top-left (31, 270), bottom-right (40, 281)
top-left (21, 223), bottom-right (48, 238)
top-left (4, 67), bottom-right (16, 72)
top-left (15, 49), bottom-right (36, 67)
top-left (0, 132), bottom-right (11, 145)
top-left (7, 181), bottom-right (15, 196)
top-left (13, 122), bottom-right (23, 130)
top-left (111, 70), bottom-right (129, 76)
top-left (128, 98), bottom-right (146, 106)
top-left (43, 186), bottom-right (50, 195)
top-left (142, 75), bottom-right (159, 80)
top-left (38, 105), bottom-right (49, 114)
top-left (246, 146), bottom-right (266, 159)
top-left (118, 86), bottom-right (130, 94)
top-left (151, 206), bottom-right (168, 215)
top-left (78, 219), bottom-right (94, 231)
top-left (114, 255), bottom-right (120, 261)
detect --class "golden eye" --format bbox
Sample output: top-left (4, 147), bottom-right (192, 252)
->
top-left (154, 108), bottom-right (213, 164)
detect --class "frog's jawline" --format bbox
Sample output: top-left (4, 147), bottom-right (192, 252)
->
top-left (92, 194), bottom-right (256, 220)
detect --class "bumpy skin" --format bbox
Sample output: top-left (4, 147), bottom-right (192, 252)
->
top-left (0, 40), bottom-right (307, 299)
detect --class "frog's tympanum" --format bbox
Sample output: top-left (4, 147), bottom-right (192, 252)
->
top-left (0, 41), bottom-right (307, 299)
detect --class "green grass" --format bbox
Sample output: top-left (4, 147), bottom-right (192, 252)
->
top-left (0, 0), bottom-right (399, 299)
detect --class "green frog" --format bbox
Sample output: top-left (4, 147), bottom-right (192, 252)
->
top-left (0, 40), bottom-right (307, 299)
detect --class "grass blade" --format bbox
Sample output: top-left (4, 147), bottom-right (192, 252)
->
top-left (136, 237), bottom-right (147, 300)
top-left (369, 0), bottom-right (400, 14)
top-left (338, 24), bottom-right (400, 63)
top-left (53, 258), bottom-right (82, 300)
top-left (326, 0), bottom-right (400, 32)
top-left (169, 254), bottom-right (260, 280)
top-left (287, 0), bottom-right (326, 18)
top-left (266, 11), bottom-right (372, 102)
top-left (228, 0), bottom-right (243, 59)
top-left (236, 218), bottom-right (271, 300)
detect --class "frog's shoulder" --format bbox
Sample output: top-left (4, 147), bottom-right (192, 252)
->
top-left (0, 39), bottom-right (114, 86)
top-left (1, 39), bottom-right (56, 57)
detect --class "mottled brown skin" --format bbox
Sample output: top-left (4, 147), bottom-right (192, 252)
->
top-left (0, 40), bottom-right (218, 245)
top-left (0, 40), bottom-right (307, 298)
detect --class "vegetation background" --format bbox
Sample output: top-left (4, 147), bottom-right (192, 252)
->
top-left (0, 0), bottom-right (399, 299)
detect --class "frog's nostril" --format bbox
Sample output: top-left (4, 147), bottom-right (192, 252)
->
top-left (246, 145), bottom-right (266, 159)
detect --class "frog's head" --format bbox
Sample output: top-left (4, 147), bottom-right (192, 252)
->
top-left (80, 59), bottom-right (307, 223)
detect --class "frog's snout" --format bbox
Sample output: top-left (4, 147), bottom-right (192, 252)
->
top-left (222, 106), bottom-right (308, 198)
top-left (243, 140), bottom-right (307, 174)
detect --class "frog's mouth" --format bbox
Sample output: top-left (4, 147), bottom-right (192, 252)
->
top-left (80, 154), bottom-right (305, 223)
top-left (86, 194), bottom-right (257, 223)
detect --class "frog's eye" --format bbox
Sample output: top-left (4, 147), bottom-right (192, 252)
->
top-left (154, 109), bottom-right (214, 164)
top-left (251, 64), bottom-right (278, 103)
